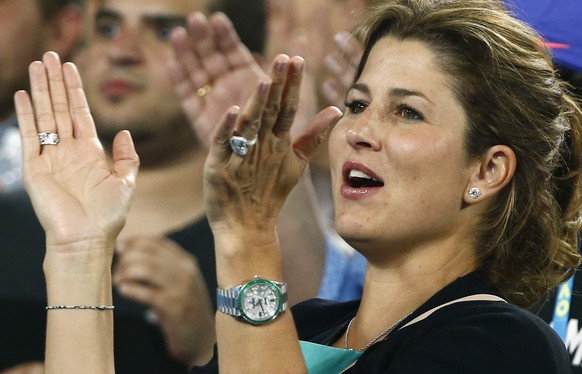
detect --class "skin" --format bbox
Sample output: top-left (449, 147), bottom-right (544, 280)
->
top-left (75, 2), bottom-right (324, 367)
top-left (264, 0), bottom-right (370, 235)
top-left (75, 0), bottom-right (215, 367)
top-left (331, 36), bottom-right (475, 259)
top-left (328, 36), bottom-right (481, 348)
top-left (78, 0), bottom-right (205, 167)
top-left (204, 35), bottom-right (514, 371)
top-left (0, 0), bottom-right (47, 121)
top-left (0, 0), bottom-right (82, 122)
top-left (0, 1), bottom-right (82, 372)
top-left (15, 51), bottom-right (139, 374)
top-left (12, 19), bottom-right (515, 372)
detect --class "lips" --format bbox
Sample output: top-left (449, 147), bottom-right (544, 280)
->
top-left (342, 162), bottom-right (384, 187)
top-left (340, 162), bottom-right (384, 199)
top-left (101, 78), bottom-right (141, 98)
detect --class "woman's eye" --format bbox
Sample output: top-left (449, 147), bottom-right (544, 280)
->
top-left (345, 100), bottom-right (367, 114)
top-left (395, 104), bottom-right (424, 121)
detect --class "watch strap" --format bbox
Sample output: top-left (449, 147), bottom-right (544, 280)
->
top-left (216, 277), bottom-right (289, 319)
top-left (217, 286), bottom-right (243, 317)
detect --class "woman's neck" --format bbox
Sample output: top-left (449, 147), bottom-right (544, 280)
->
top-left (336, 235), bottom-right (477, 350)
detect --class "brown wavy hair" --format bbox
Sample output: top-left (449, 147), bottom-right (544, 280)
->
top-left (354, 0), bottom-right (582, 308)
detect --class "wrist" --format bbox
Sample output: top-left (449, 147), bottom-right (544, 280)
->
top-left (213, 231), bottom-right (284, 288)
top-left (43, 238), bottom-right (115, 274)
top-left (44, 239), bottom-right (114, 305)
top-left (45, 272), bottom-right (112, 307)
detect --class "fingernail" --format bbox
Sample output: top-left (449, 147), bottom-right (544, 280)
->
top-left (276, 60), bottom-right (287, 73)
top-left (293, 61), bottom-right (304, 74)
top-left (260, 80), bottom-right (271, 93)
top-left (228, 106), bottom-right (240, 120)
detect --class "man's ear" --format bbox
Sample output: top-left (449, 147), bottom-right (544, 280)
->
top-left (46, 5), bottom-right (84, 60)
top-left (463, 145), bottom-right (516, 204)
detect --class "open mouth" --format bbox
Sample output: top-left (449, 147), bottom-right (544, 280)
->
top-left (346, 169), bottom-right (384, 188)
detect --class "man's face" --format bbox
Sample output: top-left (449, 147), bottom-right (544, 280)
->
top-left (76, 0), bottom-right (206, 162)
top-left (0, 0), bottom-right (49, 120)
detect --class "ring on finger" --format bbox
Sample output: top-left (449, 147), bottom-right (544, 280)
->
top-left (196, 84), bottom-right (213, 98)
top-left (229, 134), bottom-right (258, 157)
top-left (38, 132), bottom-right (60, 145)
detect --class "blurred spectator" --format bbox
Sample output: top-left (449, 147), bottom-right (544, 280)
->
top-left (0, 0), bottom-right (83, 193)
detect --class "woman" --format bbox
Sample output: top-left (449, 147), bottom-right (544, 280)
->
top-left (14, 0), bottom-right (582, 372)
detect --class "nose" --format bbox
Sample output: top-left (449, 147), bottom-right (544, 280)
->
top-left (345, 113), bottom-right (381, 151)
top-left (108, 29), bottom-right (144, 66)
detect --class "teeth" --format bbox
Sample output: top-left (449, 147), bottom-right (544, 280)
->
top-left (349, 169), bottom-right (377, 181)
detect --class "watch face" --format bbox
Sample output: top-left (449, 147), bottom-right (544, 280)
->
top-left (238, 278), bottom-right (282, 324)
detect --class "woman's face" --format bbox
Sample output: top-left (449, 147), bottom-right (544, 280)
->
top-left (329, 36), bottom-right (475, 255)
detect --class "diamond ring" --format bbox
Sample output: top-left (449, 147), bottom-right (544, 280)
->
top-left (38, 132), bottom-right (60, 145)
top-left (229, 134), bottom-right (258, 157)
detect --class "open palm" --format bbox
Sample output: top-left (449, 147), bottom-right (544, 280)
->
top-left (15, 52), bottom-right (139, 250)
top-left (170, 12), bottom-right (267, 149)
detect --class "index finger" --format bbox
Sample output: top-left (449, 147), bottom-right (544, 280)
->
top-left (14, 90), bottom-right (41, 162)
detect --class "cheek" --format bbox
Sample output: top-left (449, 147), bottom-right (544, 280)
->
top-left (388, 131), bottom-right (467, 187)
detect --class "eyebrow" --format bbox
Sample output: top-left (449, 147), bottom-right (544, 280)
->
top-left (350, 83), bottom-right (434, 105)
top-left (95, 8), bottom-right (187, 28)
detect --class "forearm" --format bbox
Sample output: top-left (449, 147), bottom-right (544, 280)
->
top-left (213, 234), bottom-right (306, 373)
top-left (43, 243), bottom-right (115, 374)
top-left (278, 172), bottom-right (326, 305)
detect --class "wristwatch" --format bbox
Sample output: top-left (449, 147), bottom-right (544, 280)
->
top-left (216, 276), bottom-right (288, 325)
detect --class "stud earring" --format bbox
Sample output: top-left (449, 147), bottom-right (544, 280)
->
top-left (468, 187), bottom-right (481, 199)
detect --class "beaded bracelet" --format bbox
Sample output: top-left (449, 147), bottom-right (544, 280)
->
top-left (46, 305), bottom-right (115, 311)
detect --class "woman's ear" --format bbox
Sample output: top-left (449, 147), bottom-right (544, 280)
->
top-left (463, 145), bottom-right (516, 204)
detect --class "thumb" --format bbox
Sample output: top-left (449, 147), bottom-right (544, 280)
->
top-left (293, 106), bottom-right (343, 163)
top-left (112, 130), bottom-right (140, 184)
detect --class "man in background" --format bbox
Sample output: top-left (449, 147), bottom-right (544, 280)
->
top-left (0, 0), bottom-right (326, 372)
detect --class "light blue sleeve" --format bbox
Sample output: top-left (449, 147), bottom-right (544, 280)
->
top-left (317, 235), bottom-right (366, 302)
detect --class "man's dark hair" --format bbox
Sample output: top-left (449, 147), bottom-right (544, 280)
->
top-left (209, 0), bottom-right (266, 54)
top-left (38, 0), bottom-right (84, 19)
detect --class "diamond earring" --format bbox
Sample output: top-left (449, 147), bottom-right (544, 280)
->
top-left (468, 187), bottom-right (481, 199)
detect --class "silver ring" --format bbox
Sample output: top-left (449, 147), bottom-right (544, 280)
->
top-left (38, 132), bottom-right (60, 145)
top-left (229, 134), bottom-right (258, 157)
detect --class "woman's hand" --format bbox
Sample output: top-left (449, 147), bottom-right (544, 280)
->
top-left (14, 51), bottom-right (138, 374)
top-left (14, 51), bottom-right (139, 255)
top-left (203, 54), bottom-right (343, 241)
